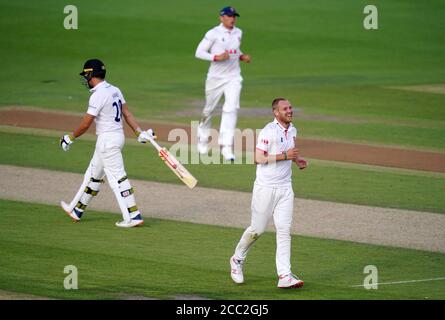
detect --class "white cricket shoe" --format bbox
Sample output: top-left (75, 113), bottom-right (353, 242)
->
top-left (222, 146), bottom-right (235, 161)
top-left (230, 256), bottom-right (244, 284)
top-left (60, 201), bottom-right (81, 222)
top-left (115, 216), bottom-right (144, 228)
top-left (197, 141), bottom-right (209, 155)
top-left (277, 273), bottom-right (304, 289)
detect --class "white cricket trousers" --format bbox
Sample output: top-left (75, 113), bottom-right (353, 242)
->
top-left (89, 132), bottom-right (127, 187)
top-left (198, 76), bottom-right (242, 147)
top-left (234, 184), bottom-right (294, 276)
top-left (69, 131), bottom-right (140, 221)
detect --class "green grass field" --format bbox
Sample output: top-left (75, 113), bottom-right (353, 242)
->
top-left (0, 200), bottom-right (444, 300)
top-left (0, 0), bottom-right (444, 300)
top-left (1, 0), bottom-right (444, 150)
top-left (1, 130), bottom-right (444, 214)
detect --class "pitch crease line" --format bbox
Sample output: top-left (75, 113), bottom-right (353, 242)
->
top-left (351, 277), bottom-right (445, 287)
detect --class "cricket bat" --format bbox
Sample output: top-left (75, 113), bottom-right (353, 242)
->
top-left (148, 138), bottom-right (198, 189)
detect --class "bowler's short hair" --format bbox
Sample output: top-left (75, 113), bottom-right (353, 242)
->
top-left (272, 97), bottom-right (287, 110)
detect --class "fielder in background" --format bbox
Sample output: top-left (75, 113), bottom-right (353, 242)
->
top-left (230, 98), bottom-right (308, 288)
top-left (195, 6), bottom-right (251, 161)
top-left (60, 59), bottom-right (155, 228)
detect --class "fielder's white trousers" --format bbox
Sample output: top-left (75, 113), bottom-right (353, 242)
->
top-left (234, 184), bottom-right (294, 276)
top-left (198, 76), bottom-right (242, 147)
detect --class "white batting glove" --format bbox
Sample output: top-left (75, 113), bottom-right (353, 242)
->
top-left (60, 134), bottom-right (75, 151)
top-left (137, 129), bottom-right (156, 144)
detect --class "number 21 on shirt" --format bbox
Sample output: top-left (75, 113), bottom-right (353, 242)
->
top-left (112, 99), bottom-right (122, 122)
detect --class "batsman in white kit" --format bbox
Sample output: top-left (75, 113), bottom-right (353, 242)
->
top-left (59, 59), bottom-right (155, 228)
top-left (195, 6), bottom-right (251, 161)
top-left (230, 98), bottom-right (308, 288)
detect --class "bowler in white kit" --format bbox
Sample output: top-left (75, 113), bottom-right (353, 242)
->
top-left (195, 6), bottom-right (251, 161)
top-left (59, 59), bottom-right (155, 228)
top-left (230, 98), bottom-right (308, 288)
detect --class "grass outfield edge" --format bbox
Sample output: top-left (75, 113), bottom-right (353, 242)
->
top-left (1, 105), bottom-right (445, 154)
top-left (0, 199), bottom-right (444, 299)
top-left (2, 125), bottom-right (445, 179)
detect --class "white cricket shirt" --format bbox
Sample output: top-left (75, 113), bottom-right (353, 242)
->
top-left (195, 23), bottom-right (243, 80)
top-left (87, 81), bottom-right (127, 135)
top-left (255, 119), bottom-right (298, 188)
